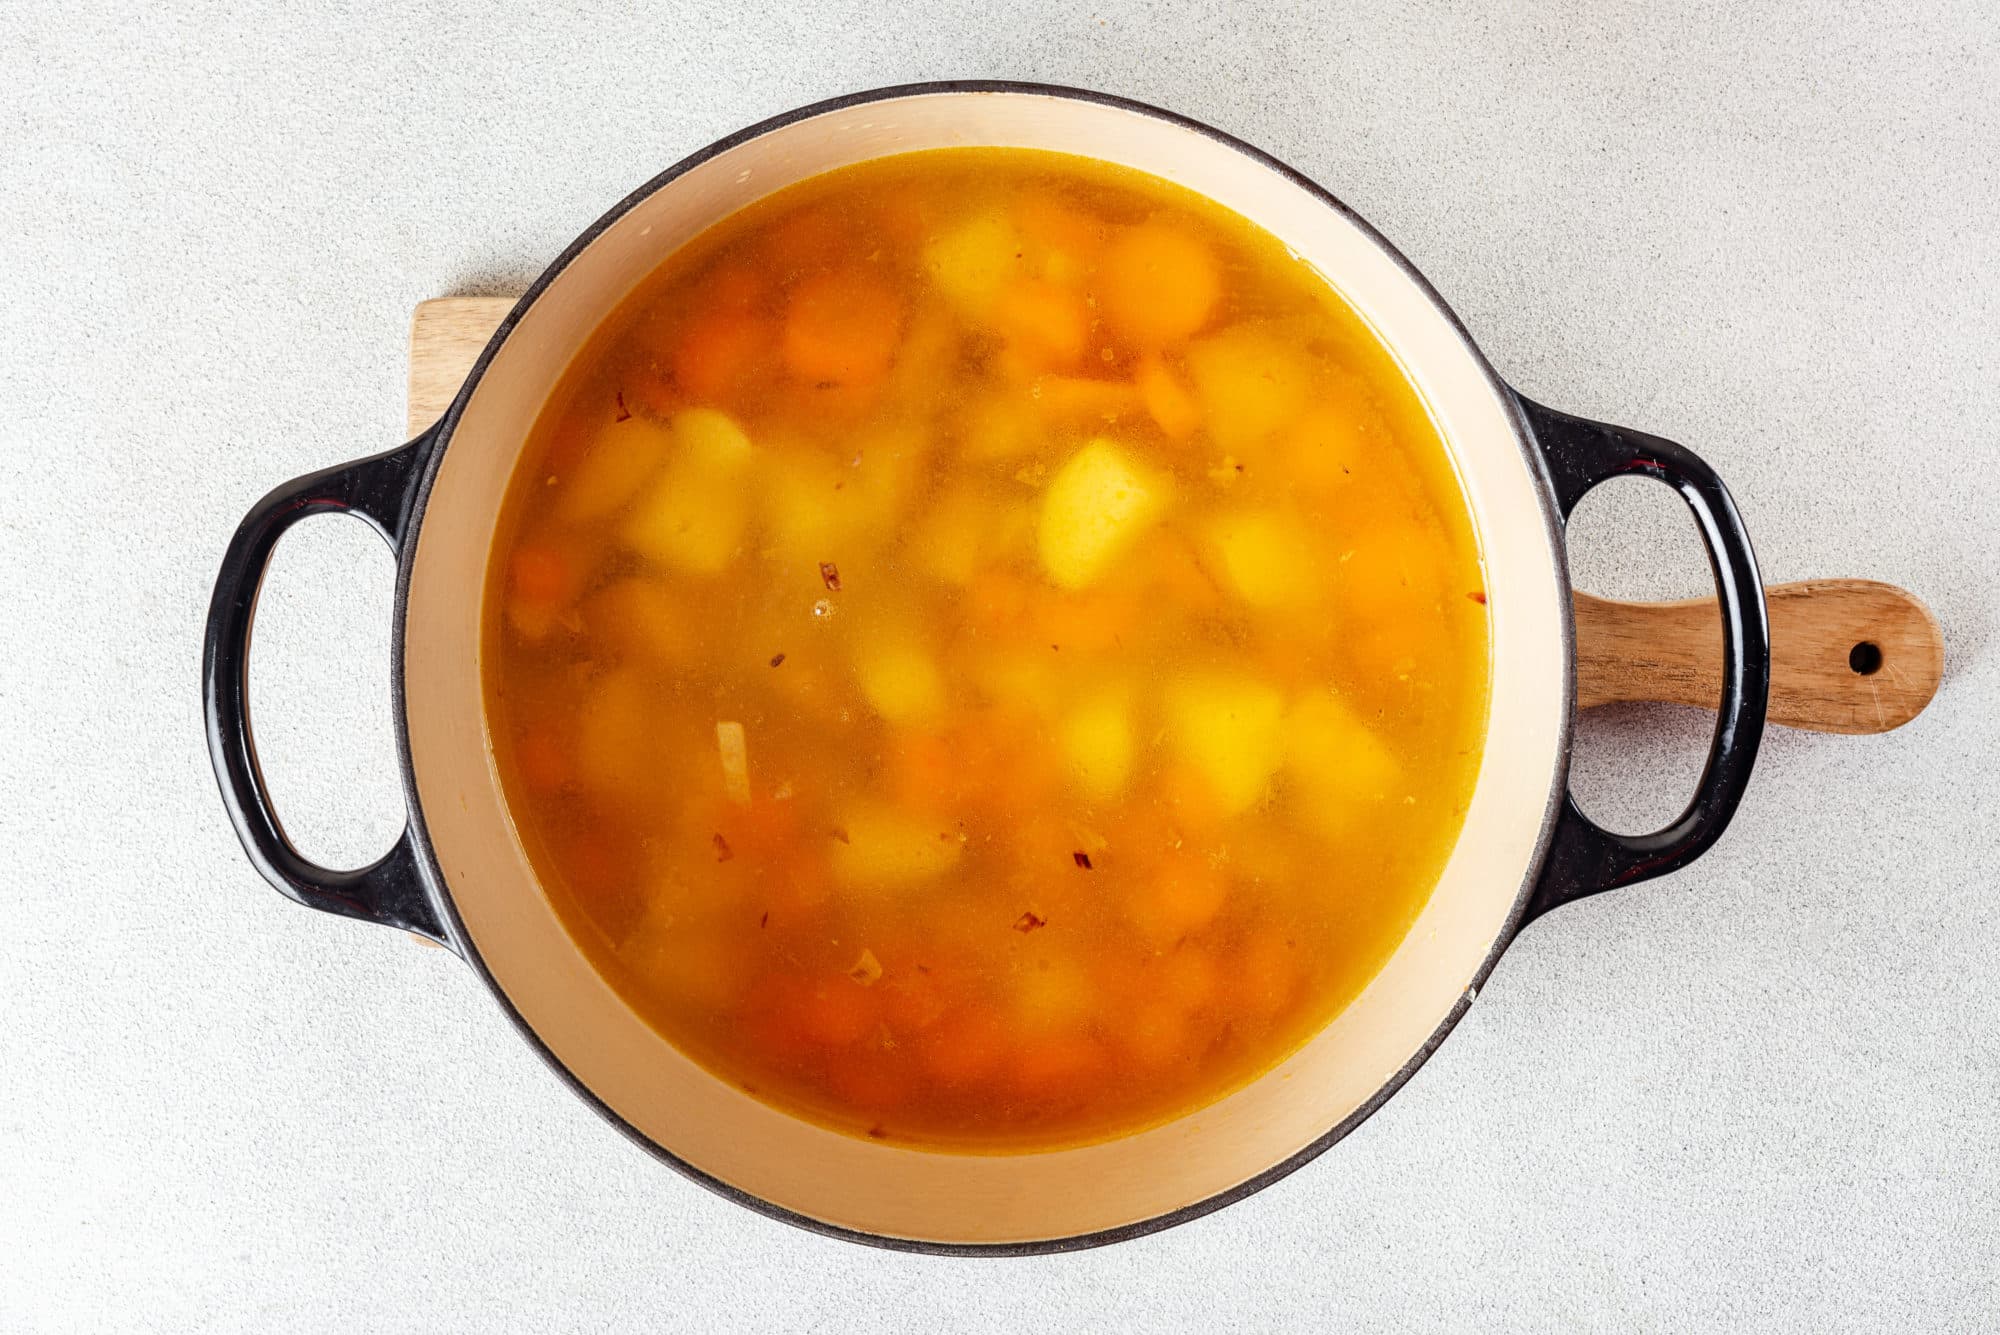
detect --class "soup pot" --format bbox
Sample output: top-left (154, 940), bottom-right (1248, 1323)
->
top-left (203, 81), bottom-right (1769, 1253)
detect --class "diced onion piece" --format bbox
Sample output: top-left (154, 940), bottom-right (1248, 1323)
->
top-left (716, 720), bottom-right (751, 804)
top-left (848, 948), bottom-right (884, 987)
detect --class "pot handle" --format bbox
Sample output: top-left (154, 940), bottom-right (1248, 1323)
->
top-left (201, 430), bottom-right (451, 946)
top-left (1514, 395), bottom-right (1771, 924)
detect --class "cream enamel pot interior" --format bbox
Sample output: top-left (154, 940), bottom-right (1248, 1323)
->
top-left (203, 83), bottom-right (1770, 1253)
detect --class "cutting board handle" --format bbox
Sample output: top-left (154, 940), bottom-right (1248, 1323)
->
top-left (1576, 579), bottom-right (1942, 734)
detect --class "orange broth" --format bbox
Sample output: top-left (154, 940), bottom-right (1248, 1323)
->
top-left (482, 148), bottom-right (1490, 1150)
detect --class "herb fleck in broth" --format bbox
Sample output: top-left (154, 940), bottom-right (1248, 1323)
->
top-left (483, 148), bottom-right (1490, 1150)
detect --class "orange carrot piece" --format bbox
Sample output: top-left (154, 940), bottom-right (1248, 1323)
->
top-left (922, 1006), bottom-right (1008, 1085)
top-left (1158, 947), bottom-right (1221, 1012)
top-left (1012, 1032), bottom-right (1104, 1095)
top-left (513, 726), bottom-right (571, 792)
top-left (1028, 590), bottom-right (1138, 653)
top-left (671, 310), bottom-right (767, 402)
top-left (993, 278), bottom-right (1090, 370)
top-left (1129, 856), bottom-right (1229, 943)
top-left (787, 975), bottom-right (880, 1047)
top-left (961, 568), bottom-right (1034, 636)
top-left (1135, 354), bottom-right (1202, 440)
top-left (781, 270), bottom-right (903, 386)
top-left (1098, 220), bottom-right (1221, 346)
top-left (1236, 931), bottom-right (1300, 1022)
top-left (1013, 191), bottom-right (1103, 265)
top-left (509, 546), bottom-right (574, 605)
top-left (695, 260), bottom-right (769, 312)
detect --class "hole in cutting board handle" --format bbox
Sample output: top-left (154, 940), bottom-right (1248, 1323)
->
top-left (1848, 640), bottom-right (1884, 676)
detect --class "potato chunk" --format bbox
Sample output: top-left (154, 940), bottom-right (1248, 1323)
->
top-left (1186, 325), bottom-right (1314, 453)
top-left (622, 409), bottom-right (754, 573)
top-left (1059, 689), bottom-right (1135, 801)
top-left (1037, 439), bottom-right (1172, 590)
top-left (924, 211), bottom-right (1028, 317)
top-left (1204, 510), bottom-right (1317, 609)
top-left (830, 803), bottom-right (963, 888)
top-left (853, 633), bottom-right (946, 725)
top-left (558, 415), bottom-right (673, 522)
top-left (1165, 672), bottom-right (1286, 814)
top-left (1285, 690), bottom-right (1402, 809)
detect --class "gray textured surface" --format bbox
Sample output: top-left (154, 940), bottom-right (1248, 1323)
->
top-left (3, 2), bottom-right (1997, 1330)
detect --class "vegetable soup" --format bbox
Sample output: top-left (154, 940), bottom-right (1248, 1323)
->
top-left (483, 149), bottom-right (1490, 1150)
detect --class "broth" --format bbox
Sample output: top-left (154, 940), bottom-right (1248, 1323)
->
top-left (482, 149), bottom-right (1489, 1150)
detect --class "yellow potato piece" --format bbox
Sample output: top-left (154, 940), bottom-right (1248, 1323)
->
top-left (763, 426), bottom-right (926, 568)
top-left (1186, 325), bottom-right (1315, 453)
top-left (558, 415), bottom-right (673, 523)
top-left (924, 211), bottom-right (1028, 317)
top-left (622, 409), bottom-right (755, 573)
top-left (619, 909), bottom-right (746, 1010)
top-left (1286, 690), bottom-right (1403, 807)
top-left (1037, 439), bottom-right (1172, 590)
top-left (575, 669), bottom-right (653, 792)
top-left (1204, 510), bottom-right (1317, 609)
top-left (1165, 672), bottom-right (1286, 814)
top-left (853, 634), bottom-right (946, 725)
top-left (1011, 953), bottom-right (1095, 1033)
top-left (579, 577), bottom-right (697, 667)
top-left (830, 803), bottom-right (964, 888)
top-left (1059, 689), bottom-right (1135, 802)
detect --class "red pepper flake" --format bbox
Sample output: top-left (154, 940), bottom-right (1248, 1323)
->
top-left (1013, 911), bottom-right (1047, 933)
top-left (1071, 851), bottom-right (1093, 870)
top-left (614, 390), bottom-right (632, 422)
top-left (712, 832), bottom-right (733, 862)
top-left (819, 561), bottom-right (842, 591)
top-left (769, 652), bottom-right (786, 667)
top-left (1468, 590), bottom-right (1487, 605)
top-left (866, 1124), bottom-right (889, 1140)
top-left (759, 910), bottom-right (769, 929)
top-left (829, 826), bottom-right (851, 845)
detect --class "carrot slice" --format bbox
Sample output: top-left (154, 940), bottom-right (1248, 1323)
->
top-left (993, 278), bottom-right (1090, 370)
top-left (1012, 1032), bottom-right (1104, 1095)
top-left (1128, 856), bottom-right (1229, 943)
top-left (508, 546), bottom-right (574, 605)
top-left (671, 310), bottom-right (767, 402)
top-left (1099, 220), bottom-right (1221, 346)
top-left (1135, 354), bottom-right (1202, 440)
top-left (922, 1006), bottom-right (1008, 1085)
top-left (781, 270), bottom-right (903, 386)
top-left (512, 726), bottom-right (571, 792)
top-left (785, 974), bottom-right (880, 1047)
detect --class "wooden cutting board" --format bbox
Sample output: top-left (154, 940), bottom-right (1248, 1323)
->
top-left (407, 297), bottom-right (1943, 735)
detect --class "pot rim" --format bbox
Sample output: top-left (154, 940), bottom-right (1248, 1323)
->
top-left (391, 80), bottom-right (1574, 1255)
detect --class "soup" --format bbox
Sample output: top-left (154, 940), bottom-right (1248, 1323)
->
top-left (482, 149), bottom-right (1489, 1150)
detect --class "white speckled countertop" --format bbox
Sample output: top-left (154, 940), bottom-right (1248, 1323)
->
top-left (3, 3), bottom-right (1996, 1330)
